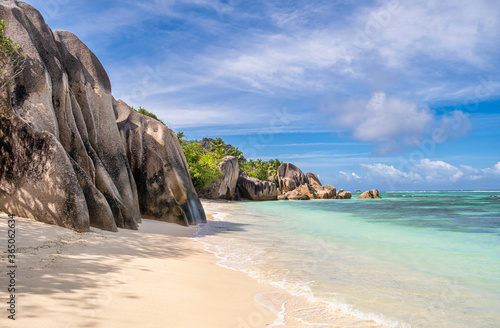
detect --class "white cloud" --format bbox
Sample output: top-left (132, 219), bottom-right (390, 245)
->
top-left (359, 159), bottom-right (500, 187)
top-left (338, 171), bottom-right (361, 182)
top-left (328, 93), bottom-right (433, 154)
top-left (413, 159), bottom-right (464, 182)
top-left (361, 163), bottom-right (422, 183)
top-left (494, 162), bottom-right (500, 172)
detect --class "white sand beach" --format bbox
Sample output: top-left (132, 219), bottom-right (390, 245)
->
top-left (0, 211), bottom-right (281, 328)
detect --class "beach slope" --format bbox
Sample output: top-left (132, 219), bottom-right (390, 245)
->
top-left (0, 212), bottom-right (277, 327)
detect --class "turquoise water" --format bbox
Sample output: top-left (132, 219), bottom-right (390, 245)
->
top-left (197, 192), bottom-right (500, 327)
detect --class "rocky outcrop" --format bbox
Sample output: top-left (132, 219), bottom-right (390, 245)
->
top-left (357, 189), bottom-right (382, 199)
top-left (217, 157), bottom-right (239, 199)
top-left (305, 172), bottom-right (322, 186)
top-left (295, 184), bottom-right (317, 199)
top-left (313, 185), bottom-right (336, 199)
top-left (279, 190), bottom-right (310, 200)
top-left (278, 163), bottom-right (326, 193)
top-left (236, 170), bottom-right (278, 201)
top-left (197, 156), bottom-right (239, 201)
top-left (115, 100), bottom-right (206, 225)
top-left (0, 1), bottom-right (205, 231)
top-left (336, 190), bottom-right (352, 199)
top-left (277, 163), bottom-right (308, 192)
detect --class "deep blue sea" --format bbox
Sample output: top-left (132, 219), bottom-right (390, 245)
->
top-left (196, 192), bottom-right (500, 328)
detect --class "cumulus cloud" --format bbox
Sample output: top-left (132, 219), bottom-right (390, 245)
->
top-left (359, 159), bottom-right (500, 187)
top-left (361, 163), bottom-right (422, 183)
top-left (328, 93), bottom-right (434, 154)
top-left (324, 93), bottom-right (474, 154)
top-left (338, 171), bottom-right (361, 182)
top-left (494, 162), bottom-right (500, 172)
top-left (412, 159), bottom-right (463, 182)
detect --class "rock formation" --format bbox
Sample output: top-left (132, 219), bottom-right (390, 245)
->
top-left (278, 190), bottom-right (310, 200)
top-left (197, 156), bottom-right (239, 200)
top-left (115, 100), bottom-right (206, 225)
top-left (236, 170), bottom-right (278, 201)
top-left (357, 189), bottom-right (382, 199)
top-left (277, 163), bottom-right (308, 192)
top-left (0, 0), bottom-right (205, 231)
top-left (336, 190), bottom-right (352, 199)
top-left (305, 172), bottom-right (322, 186)
top-left (313, 185), bottom-right (336, 199)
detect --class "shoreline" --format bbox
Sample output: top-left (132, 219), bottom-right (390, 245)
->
top-left (0, 211), bottom-right (281, 327)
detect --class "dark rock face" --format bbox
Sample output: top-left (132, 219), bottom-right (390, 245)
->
top-left (277, 163), bottom-right (308, 192)
top-left (277, 163), bottom-right (325, 193)
top-left (305, 172), bottom-right (322, 186)
top-left (115, 100), bottom-right (206, 225)
top-left (216, 156), bottom-right (239, 200)
top-left (357, 189), bottom-right (381, 199)
top-left (0, 1), bottom-right (205, 230)
top-left (236, 170), bottom-right (277, 201)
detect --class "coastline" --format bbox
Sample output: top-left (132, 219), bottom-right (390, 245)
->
top-left (0, 211), bottom-right (279, 327)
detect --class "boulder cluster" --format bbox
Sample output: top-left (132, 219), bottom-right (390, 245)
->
top-left (276, 163), bottom-right (349, 200)
top-left (197, 156), bottom-right (278, 201)
top-left (200, 160), bottom-right (380, 202)
top-left (0, 1), bottom-right (205, 231)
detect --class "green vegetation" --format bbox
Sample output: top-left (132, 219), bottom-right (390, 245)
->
top-left (179, 134), bottom-right (282, 188)
top-left (0, 19), bottom-right (25, 89)
top-left (181, 142), bottom-right (224, 188)
top-left (131, 106), bottom-right (165, 125)
top-left (241, 158), bottom-right (282, 182)
top-left (127, 104), bottom-right (283, 189)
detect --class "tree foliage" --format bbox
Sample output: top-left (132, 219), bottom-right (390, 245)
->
top-left (131, 106), bottom-right (165, 125)
top-left (179, 133), bottom-right (282, 188)
top-left (181, 142), bottom-right (223, 188)
top-left (0, 19), bottom-right (25, 90)
top-left (241, 158), bottom-right (282, 182)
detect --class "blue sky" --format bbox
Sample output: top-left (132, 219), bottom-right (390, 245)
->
top-left (25, 0), bottom-right (500, 190)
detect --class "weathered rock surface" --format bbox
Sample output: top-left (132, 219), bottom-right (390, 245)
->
top-left (336, 189), bottom-right (352, 199)
top-left (277, 163), bottom-right (308, 192)
top-left (115, 100), bottom-right (206, 225)
top-left (313, 185), bottom-right (337, 199)
top-left (196, 156), bottom-right (239, 201)
top-left (305, 172), bottom-right (322, 186)
top-left (357, 189), bottom-right (382, 199)
top-left (0, 1), bottom-right (205, 230)
top-left (277, 163), bottom-right (340, 200)
top-left (280, 190), bottom-right (310, 200)
top-left (296, 184), bottom-right (317, 199)
top-left (236, 170), bottom-right (278, 201)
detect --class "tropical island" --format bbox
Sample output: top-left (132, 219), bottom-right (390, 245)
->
top-left (2, 2), bottom-right (498, 328)
top-left (0, 1), bottom-right (378, 233)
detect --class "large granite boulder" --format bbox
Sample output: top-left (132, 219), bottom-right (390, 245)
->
top-left (305, 172), bottom-right (322, 186)
top-left (296, 184), bottom-right (318, 199)
top-left (277, 163), bottom-right (325, 193)
top-left (0, 1), bottom-right (204, 230)
top-left (197, 156), bottom-right (239, 201)
top-left (236, 170), bottom-right (277, 201)
top-left (277, 163), bottom-right (308, 192)
top-left (313, 185), bottom-right (337, 199)
top-left (357, 189), bottom-right (382, 199)
top-left (115, 100), bottom-right (206, 225)
top-left (336, 189), bottom-right (352, 199)
top-left (293, 183), bottom-right (336, 200)
top-left (279, 190), bottom-right (310, 200)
